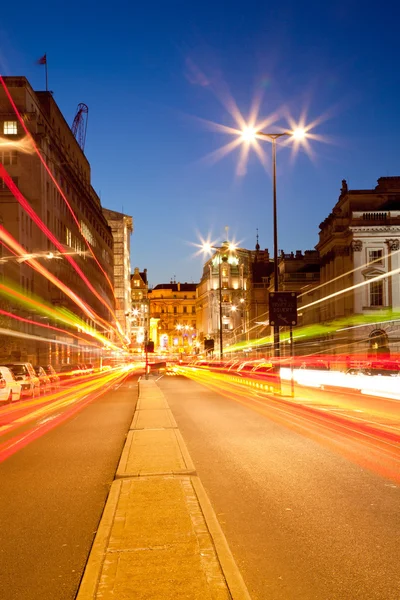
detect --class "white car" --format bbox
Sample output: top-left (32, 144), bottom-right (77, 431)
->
top-left (0, 366), bottom-right (22, 402)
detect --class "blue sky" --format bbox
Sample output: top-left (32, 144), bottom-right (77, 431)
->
top-left (1, 1), bottom-right (399, 287)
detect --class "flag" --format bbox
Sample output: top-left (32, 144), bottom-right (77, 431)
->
top-left (36, 54), bottom-right (47, 65)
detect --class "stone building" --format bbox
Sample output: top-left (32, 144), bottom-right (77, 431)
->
top-left (130, 267), bottom-right (149, 352)
top-left (0, 76), bottom-right (115, 365)
top-left (316, 177), bottom-right (400, 359)
top-left (148, 281), bottom-right (198, 354)
top-left (196, 240), bottom-right (276, 356)
top-left (102, 208), bottom-right (133, 343)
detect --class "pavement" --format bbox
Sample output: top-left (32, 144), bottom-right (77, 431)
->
top-left (76, 375), bottom-right (251, 600)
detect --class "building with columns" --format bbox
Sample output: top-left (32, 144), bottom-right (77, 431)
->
top-left (148, 281), bottom-right (198, 355)
top-left (316, 177), bottom-right (400, 358)
top-left (130, 267), bottom-right (149, 353)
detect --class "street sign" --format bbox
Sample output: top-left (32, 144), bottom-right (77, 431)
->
top-left (269, 291), bottom-right (298, 326)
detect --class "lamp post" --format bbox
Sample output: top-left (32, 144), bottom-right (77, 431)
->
top-left (218, 253), bottom-right (224, 359)
top-left (242, 127), bottom-right (305, 359)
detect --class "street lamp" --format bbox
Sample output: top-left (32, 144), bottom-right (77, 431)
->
top-left (241, 127), bottom-right (305, 359)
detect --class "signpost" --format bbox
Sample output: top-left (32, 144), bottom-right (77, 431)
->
top-left (269, 292), bottom-right (298, 397)
top-left (269, 292), bottom-right (298, 327)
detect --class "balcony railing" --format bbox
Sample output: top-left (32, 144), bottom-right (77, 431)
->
top-left (281, 273), bottom-right (319, 282)
top-left (352, 211), bottom-right (400, 221)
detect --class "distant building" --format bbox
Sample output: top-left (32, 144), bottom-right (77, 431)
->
top-left (102, 208), bottom-right (133, 343)
top-left (196, 241), bottom-right (268, 356)
top-left (316, 177), bottom-right (400, 358)
top-left (148, 281), bottom-right (198, 354)
top-left (130, 267), bottom-right (149, 352)
top-left (0, 76), bottom-right (114, 366)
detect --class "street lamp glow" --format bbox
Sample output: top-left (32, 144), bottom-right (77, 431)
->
top-left (201, 242), bottom-right (213, 254)
top-left (292, 127), bottom-right (306, 140)
top-left (241, 127), bottom-right (257, 142)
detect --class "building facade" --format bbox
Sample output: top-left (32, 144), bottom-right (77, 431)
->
top-left (130, 267), bottom-right (149, 353)
top-left (0, 76), bottom-right (115, 366)
top-left (148, 282), bottom-right (198, 355)
top-left (102, 208), bottom-right (133, 344)
top-left (316, 177), bottom-right (400, 358)
top-left (196, 242), bottom-right (258, 355)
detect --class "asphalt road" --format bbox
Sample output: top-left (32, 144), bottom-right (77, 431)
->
top-left (0, 373), bottom-right (138, 600)
top-left (158, 373), bottom-right (400, 600)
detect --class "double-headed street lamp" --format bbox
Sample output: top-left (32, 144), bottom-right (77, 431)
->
top-left (241, 127), bottom-right (305, 359)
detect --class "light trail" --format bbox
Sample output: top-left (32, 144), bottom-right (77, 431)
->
top-left (0, 366), bottom-right (138, 463)
top-left (0, 166), bottom-right (122, 341)
top-left (0, 226), bottom-right (122, 348)
top-left (0, 76), bottom-right (116, 302)
top-left (174, 366), bottom-right (400, 483)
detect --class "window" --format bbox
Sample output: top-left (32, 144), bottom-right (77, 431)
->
top-left (3, 121), bottom-right (17, 135)
top-left (134, 280), bottom-right (140, 287)
top-left (183, 306), bottom-right (187, 313)
top-left (0, 176), bottom-right (18, 190)
top-left (369, 249), bottom-right (383, 264)
top-left (1, 150), bottom-right (17, 165)
top-left (192, 306), bottom-right (195, 313)
top-left (370, 279), bottom-right (383, 306)
top-left (173, 306), bottom-right (177, 314)
top-left (66, 227), bottom-right (72, 247)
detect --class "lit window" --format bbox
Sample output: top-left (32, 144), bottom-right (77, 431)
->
top-left (134, 280), bottom-right (140, 287)
top-left (369, 249), bottom-right (383, 264)
top-left (370, 279), bottom-right (383, 306)
top-left (66, 227), bottom-right (72, 246)
top-left (3, 121), bottom-right (17, 135)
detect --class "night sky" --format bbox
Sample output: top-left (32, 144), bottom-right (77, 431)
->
top-left (1, 1), bottom-right (399, 287)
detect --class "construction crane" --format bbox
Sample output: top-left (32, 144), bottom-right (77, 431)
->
top-left (71, 103), bottom-right (88, 152)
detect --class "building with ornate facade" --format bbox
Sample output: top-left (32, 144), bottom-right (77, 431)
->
top-left (316, 177), bottom-right (400, 358)
top-left (196, 240), bottom-right (276, 356)
top-left (130, 267), bottom-right (149, 352)
top-left (0, 76), bottom-right (115, 366)
top-left (148, 282), bottom-right (198, 354)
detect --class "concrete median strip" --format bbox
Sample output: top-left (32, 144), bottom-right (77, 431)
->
top-left (76, 377), bottom-right (252, 600)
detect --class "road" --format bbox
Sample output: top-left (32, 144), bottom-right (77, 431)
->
top-left (0, 371), bottom-right (138, 600)
top-left (158, 372), bottom-right (400, 600)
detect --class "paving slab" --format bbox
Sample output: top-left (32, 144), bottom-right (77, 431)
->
top-left (77, 476), bottom-right (232, 600)
top-left (116, 428), bottom-right (195, 477)
top-left (131, 407), bottom-right (177, 430)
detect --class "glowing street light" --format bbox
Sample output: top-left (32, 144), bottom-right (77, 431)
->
top-left (241, 126), bottom-right (305, 360)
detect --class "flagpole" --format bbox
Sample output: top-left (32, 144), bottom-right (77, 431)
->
top-left (45, 55), bottom-right (48, 91)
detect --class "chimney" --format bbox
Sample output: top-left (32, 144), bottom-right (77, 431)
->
top-left (178, 282), bottom-right (181, 291)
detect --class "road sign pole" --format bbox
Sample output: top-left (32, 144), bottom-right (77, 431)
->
top-left (290, 326), bottom-right (294, 398)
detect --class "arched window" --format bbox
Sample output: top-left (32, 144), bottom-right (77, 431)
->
top-left (368, 329), bottom-right (390, 358)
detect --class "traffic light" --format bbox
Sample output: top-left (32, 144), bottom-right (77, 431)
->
top-left (145, 341), bottom-right (154, 353)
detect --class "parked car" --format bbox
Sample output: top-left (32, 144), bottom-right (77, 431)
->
top-left (0, 366), bottom-right (22, 402)
top-left (58, 364), bottom-right (84, 382)
top-left (33, 366), bottom-right (52, 394)
top-left (1, 362), bottom-right (40, 398)
top-left (40, 365), bottom-right (60, 390)
top-left (0, 371), bottom-right (12, 403)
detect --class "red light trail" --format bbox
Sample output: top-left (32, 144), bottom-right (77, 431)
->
top-left (0, 75), bottom-right (116, 303)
